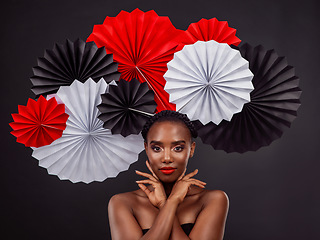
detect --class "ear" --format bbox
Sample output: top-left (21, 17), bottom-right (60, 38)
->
top-left (190, 141), bottom-right (196, 158)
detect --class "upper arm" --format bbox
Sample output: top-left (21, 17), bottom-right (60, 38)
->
top-left (189, 190), bottom-right (229, 240)
top-left (108, 194), bottom-right (143, 240)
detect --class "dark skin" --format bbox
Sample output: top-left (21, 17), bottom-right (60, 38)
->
top-left (108, 121), bottom-right (229, 240)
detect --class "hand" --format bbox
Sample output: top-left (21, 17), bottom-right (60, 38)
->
top-left (135, 160), bottom-right (167, 209)
top-left (168, 169), bottom-right (206, 204)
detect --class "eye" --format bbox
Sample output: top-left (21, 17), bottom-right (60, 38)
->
top-left (151, 146), bottom-right (161, 152)
top-left (174, 146), bottom-right (184, 152)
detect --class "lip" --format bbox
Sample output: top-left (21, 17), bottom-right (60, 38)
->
top-left (160, 167), bottom-right (176, 175)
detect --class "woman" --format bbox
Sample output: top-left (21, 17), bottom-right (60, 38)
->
top-left (108, 110), bottom-right (229, 240)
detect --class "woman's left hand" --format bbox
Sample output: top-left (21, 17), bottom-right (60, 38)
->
top-left (169, 169), bottom-right (206, 204)
top-left (135, 161), bottom-right (167, 209)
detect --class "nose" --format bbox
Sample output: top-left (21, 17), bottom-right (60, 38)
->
top-left (162, 148), bottom-right (172, 163)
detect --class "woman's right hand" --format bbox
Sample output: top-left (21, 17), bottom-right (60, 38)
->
top-left (135, 160), bottom-right (167, 209)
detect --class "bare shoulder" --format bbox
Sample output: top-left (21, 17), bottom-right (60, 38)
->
top-left (188, 189), bottom-right (229, 239)
top-left (108, 190), bottom-right (140, 209)
top-left (201, 189), bottom-right (229, 207)
top-left (108, 190), bottom-right (149, 239)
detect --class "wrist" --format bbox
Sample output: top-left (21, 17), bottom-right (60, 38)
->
top-left (157, 199), bottom-right (167, 209)
top-left (166, 196), bottom-right (181, 206)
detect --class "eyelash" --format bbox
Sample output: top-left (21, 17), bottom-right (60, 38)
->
top-left (174, 146), bottom-right (184, 151)
top-left (150, 146), bottom-right (185, 152)
top-left (151, 146), bottom-right (161, 152)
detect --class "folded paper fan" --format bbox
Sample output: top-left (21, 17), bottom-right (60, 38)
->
top-left (164, 40), bottom-right (254, 125)
top-left (87, 8), bottom-right (184, 112)
top-left (31, 38), bottom-right (121, 97)
top-left (195, 43), bottom-right (302, 153)
top-left (9, 96), bottom-right (69, 147)
top-left (32, 79), bottom-right (144, 183)
top-left (98, 78), bottom-right (157, 137)
top-left (176, 18), bottom-right (241, 51)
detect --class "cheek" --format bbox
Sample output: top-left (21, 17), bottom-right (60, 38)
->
top-left (147, 150), bottom-right (159, 160)
top-left (146, 151), bottom-right (161, 168)
top-left (173, 152), bottom-right (189, 165)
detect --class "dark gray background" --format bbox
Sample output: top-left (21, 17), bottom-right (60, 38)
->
top-left (2, 0), bottom-right (319, 239)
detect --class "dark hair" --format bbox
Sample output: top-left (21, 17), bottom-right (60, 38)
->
top-left (141, 110), bottom-right (198, 142)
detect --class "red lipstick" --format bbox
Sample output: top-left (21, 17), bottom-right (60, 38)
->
top-left (160, 167), bottom-right (176, 175)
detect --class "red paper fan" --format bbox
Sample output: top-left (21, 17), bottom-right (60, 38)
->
top-left (176, 18), bottom-right (241, 51)
top-left (9, 96), bottom-right (69, 148)
top-left (87, 8), bottom-right (184, 112)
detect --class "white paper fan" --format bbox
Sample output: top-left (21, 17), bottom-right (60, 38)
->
top-left (32, 78), bottom-right (144, 183)
top-left (164, 40), bottom-right (254, 125)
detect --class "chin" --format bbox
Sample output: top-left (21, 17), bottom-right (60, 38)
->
top-left (160, 179), bottom-right (177, 184)
top-left (158, 173), bottom-right (180, 183)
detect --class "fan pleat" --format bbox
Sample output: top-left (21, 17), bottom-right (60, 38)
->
top-left (32, 79), bottom-right (144, 183)
top-left (164, 40), bottom-right (253, 125)
top-left (195, 43), bottom-right (301, 153)
top-left (98, 78), bottom-right (157, 136)
top-left (31, 39), bottom-right (120, 97)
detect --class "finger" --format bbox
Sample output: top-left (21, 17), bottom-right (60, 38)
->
top-left (188, 181), bottom-right (206, 189)
top-left (183, 169), bottom-right (198, 180)
top-left (195, 182), bottom-right (206, 188)
top-left (137, 183), bottom-right (151, 197)
top-left (146, 160), bottom-right (159, 180)
top-left (177, 168), bottom-right (187, 181)
top-left (136, 179), bottom-right (157, 185)
top-left (187, 178), bottom-right (207, 185)
top-left (186, 178), bottom-right (206, 185)
top-left (186, 179), bottom-right (206, 188)
top-left (135, 170), bottom-right (158, 181)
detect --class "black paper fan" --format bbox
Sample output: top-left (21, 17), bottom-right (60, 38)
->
top-left (98, 78), bottom-right (157, 137)
top-left (195, 43), bottom-right (302, 153)
top-left (30, 38), bottom-right (121, 97)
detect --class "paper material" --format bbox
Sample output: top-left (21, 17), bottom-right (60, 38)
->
top-left (87, 8), bottom-right (184, 112)
top-left (98, 78), bottom-right (156, 137)
top-left (10, 96), bottom-right (68, 148)
top-left (176, 18), bottom-right (241, 51)
top-left (31, 38), bottom-right (120, 97)
top-left (164, 40), bottom-right (254, 125)
top-left (32, 78), bottom-right (144, 183)
top-left (195, 43), bottom-right (302, 153)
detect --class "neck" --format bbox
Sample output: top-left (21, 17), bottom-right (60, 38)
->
top-left (162, 181), bottom-right (175, 197)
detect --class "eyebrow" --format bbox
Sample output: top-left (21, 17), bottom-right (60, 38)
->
top-left (149, 140), bottom-right (186, 145)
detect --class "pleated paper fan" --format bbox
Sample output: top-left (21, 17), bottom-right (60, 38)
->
top-left (9, 96), bottom-right (69, 148)
top-left (164, 40), bottom-right (254, 125)
top-left (32, 78), bottom-right (144, 183)
top-left (98, 78), bottom-right (157, 137)
top-left (176, 18), bottom-right (241, 51)
top-left (195, 43), bottom-right (302, 153)
top-left (87, 8), bottom-right (184, 112)
top-left (31, 38), bottom-right (121, 97)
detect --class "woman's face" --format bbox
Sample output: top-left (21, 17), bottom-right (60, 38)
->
top-left (144, 120), bottom-right (196, 183)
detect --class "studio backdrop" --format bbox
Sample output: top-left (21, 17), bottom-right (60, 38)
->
top-left (2, 0), bottom-right (319, 240)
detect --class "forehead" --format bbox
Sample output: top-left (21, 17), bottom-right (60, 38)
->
top-left (147, 121), bottom-right (191, 143)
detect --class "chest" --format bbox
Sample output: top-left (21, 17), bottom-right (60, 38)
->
top-left (133, 196), bottom-right (203, 230)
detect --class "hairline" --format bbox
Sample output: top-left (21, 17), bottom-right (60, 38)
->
top-left (144, 119), bottom-right (194, 143)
